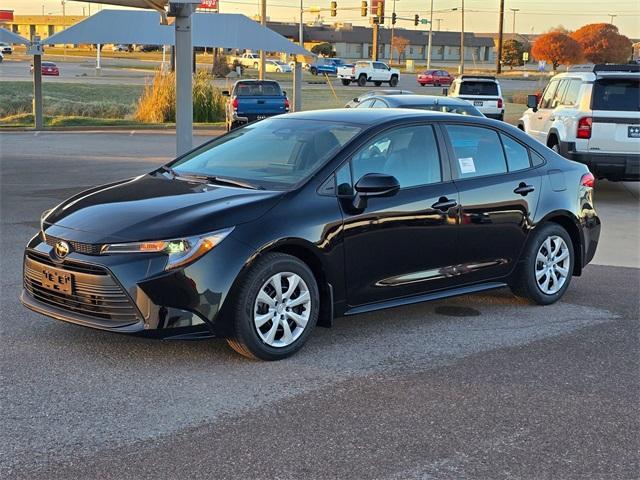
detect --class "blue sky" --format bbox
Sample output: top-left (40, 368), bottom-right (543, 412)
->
top-left (5, 0), bottom-right (640, 37)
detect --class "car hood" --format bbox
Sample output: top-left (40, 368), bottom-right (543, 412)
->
top-left (43, 174), bottom-right (285, 243)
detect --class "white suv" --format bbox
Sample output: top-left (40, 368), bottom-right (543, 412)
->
top-left (448, 75), bottom-right (505, 121)
top-left (519, 64), bottom-right (639, 181)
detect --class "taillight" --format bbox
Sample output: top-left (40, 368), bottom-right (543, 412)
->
top-left (284, 98), bottom-right (290, 111)
top-left (497, 98), bottom-right (503, 109)
top-left (232, 97), bottom-right (238, 110)
top-left (577, 117), bottom-right (592, 139)
top-left (580, 172), bottom-right (595, 188)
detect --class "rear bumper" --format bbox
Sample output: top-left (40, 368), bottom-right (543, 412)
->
top-left (484, 112), bottom-right (505, 120)
top-left (232, 113), bottom-right (279, 125)
top-left (558, 142), bottom-right (640, 181)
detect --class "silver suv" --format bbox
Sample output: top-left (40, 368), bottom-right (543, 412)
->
top-left (519, 64), bottom-right (639, 181)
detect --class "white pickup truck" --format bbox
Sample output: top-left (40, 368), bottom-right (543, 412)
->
top-left (337, 61), bottom-right (400, 87)
top-left (231, 53), bottom-right (262, 69)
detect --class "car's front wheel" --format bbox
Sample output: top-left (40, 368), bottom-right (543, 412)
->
top-left (226, 253), bottom-right (319, 360)
top-left (389, 75), bottom-right (399, 87)
top-left (510, 223), bottom-right (574, 305)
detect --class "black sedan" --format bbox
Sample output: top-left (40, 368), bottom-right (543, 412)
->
top-left (355, 94), bottom-right (484, 116)
top-left (22, 109), bottom-right (600, 360)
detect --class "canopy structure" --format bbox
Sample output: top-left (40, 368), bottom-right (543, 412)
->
top-left (42, 10), bottom-right (310, 56)
top-left (0, 27), bottom-right (30, 45)
top-left (39, 9), bottom-right (310, 154)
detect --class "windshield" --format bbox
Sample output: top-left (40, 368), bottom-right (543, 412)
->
top-left (170, 118), bottom-right (362, 190)
top-left (403, 104), bottom-right (482, 116)
top-left (592, 78), bottom-right (639, 111)
top-left (459, 81), bottom-right (499, 96)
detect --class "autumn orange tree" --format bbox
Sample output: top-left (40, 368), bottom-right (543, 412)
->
top-left (391, 36), bottom-right (410, 64)
top-left (570, 23), bottom-right (632, 64)
top-left (531, 32), bottom-right (582, 72)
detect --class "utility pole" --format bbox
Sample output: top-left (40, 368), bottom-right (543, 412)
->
top-left (608, 14), bottom-right (617, 25)
top-left (459, 0), bottom-right (464, 74)
top-left (259, 0), bottom-right (266, 80)
top-left (299, 0), bottom-right (304, 49)
top-left (372, 22), bottom-right (379, 61)
top-left (293, 0), bottom-right (303, 112)
top-left (496, 0), bottom-right (504, 74)
top-left (61, 0), bottom-right (66, 59)
top-left (435, 18), bottom-right (443, 31)
top-left (426, 0), bottom-right (434, 69)
top-left (510, 8), bottom-right (519, 34)
top-left (390, 0), bottom-right (397, 64)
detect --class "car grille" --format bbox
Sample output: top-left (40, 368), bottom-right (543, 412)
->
top-left (23, 252), bottom-right (140, 323)
top-left (43, 234), bottom-right (103, 255)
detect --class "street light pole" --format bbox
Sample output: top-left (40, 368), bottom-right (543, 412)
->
top-left (426, 0), bottom-right (433, 69)
top-left (61, 0), bottom-right (66, 59)
top-left (299, 0), bottom-right (304, 48)
top-left (435, 18), bottom-right (443, 31)
top-left (608, 14), bottom-right (617, 25)
top-left (390, 0), bottom-right (397, 64)
top-left (459, 0), bottom-right (464, 74)
top-left (510, 8), bottom-right (519, 35)
top-left (259, 0), bottom-right (266, 80)
top-left (496, 0), bottom-right (504, 74)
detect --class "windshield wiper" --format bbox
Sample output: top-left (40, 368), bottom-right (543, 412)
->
top-left (158, 165), bottom-right (179, 178)
top-left (182, 174), bottom-right (264, 190)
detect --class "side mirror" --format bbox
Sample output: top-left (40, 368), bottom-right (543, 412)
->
top-left (222, 90), bottom-right (230, 96)
top-left (353, 173), bottom-right (400, 209)
top-left (527, 94), bottom-right (538, 111)
top-left (442, 87), bottom-right (449, 96)
top-left (282, 91), bottom-right (287, 96)
top-left (353, 97), bottom-right (360, 102)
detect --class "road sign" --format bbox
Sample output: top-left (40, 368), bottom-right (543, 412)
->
top-left (420, 19), bottom-right (430, 24)
top-left (522, 51), bottom-right (529, 62)
top-left (199, 0), bottom-right (218, 9)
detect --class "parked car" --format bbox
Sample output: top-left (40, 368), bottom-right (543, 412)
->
top-left (223, 79), bottom-right (289, 131)
top-left (448, 75), bottom-right (505, 121)
top-left (0, 52), bottom-right (3, 63)
top-left (0, 42), bottom-right (13, 54)
top-left (23, 109), bottom-right (600, 360)
top-left (111, 44), bottom-right (132, 52)
top-left (337, 61), bottom-right (400, 87)
top-left (344, 89), bottom-right (414, 108)
top-left (354, 94), bottom-right (484, 117)
top-left (30, 62), bottom-right (60, 76)
top-left (232, 52), bottom-right (261, 69)
top-left (309, 58), bottom-right (348, 76)
top-left (266, 60), bottom-right (292, 73)
top-left (518, 64), bottom-right (640, 181)
top-left (417, 69), bottom-right (453, 86)
top-left (136, 44), bottom-right (161, 52)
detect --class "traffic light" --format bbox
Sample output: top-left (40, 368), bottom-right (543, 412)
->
top-left (414, 14), bottom-right (419, 26)
top-left (330, 1), bottom-right (337, 17)
top-left (391, 12), bottom-right (397, 24)
top-left (361, 1), bottom-right (367, 17)
top-left (376, 1), bottom-right (384, 23)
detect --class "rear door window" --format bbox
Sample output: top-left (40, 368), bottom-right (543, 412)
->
top-left (445, 125), bottom-right (508, 178)
top-left (592, 78), bottom-right (640, 111)
top-left (459, 81), bottom-right (499, 96)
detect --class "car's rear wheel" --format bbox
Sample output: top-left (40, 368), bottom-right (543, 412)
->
top-left (310, 67), bottom-right (318, 75)
top-left (226, 253), bottom-right (319, 360)
top-left (357, 74), bottom-right (367, 87)
top-left (389, 75), bottom-right (399, 87)
top-left (341, 79), bottom-right (351, 86)
top-left (510, 223), bottom-right (574, 305)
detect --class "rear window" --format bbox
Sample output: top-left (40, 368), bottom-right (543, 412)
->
top-left (459, 81), bottom-right (499, 96)
top-left (234, 81), bottom-right (282, 96)
top-left (591, 78), bottom-right (640, 111)
top-left (402, 104), bottom-right (482, 116)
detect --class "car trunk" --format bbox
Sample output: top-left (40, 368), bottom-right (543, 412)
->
top-left (588, 77), bottom-right (640, 154)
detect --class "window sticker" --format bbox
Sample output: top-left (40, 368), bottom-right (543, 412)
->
top-left (458, 157), bottom-right (476, 174)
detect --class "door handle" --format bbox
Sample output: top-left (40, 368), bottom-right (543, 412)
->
top-left (431, 197), bottom-right (458, 211)
top-left (514, 183), bottom-right (535, 196)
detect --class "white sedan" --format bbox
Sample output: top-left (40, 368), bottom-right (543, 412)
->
top-left (266, 60), bottom-right (292, 73)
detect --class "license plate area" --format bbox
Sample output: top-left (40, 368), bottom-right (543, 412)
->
top-left (474, 100), bottom-right (483, 106)
top-left (256, 115), bottom-right (267, 120)
top-left (41, 267), bottom-right (73, 295)
top-left (628, 126), bottom-right (640, 138)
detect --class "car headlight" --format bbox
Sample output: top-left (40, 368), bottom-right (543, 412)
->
top-left (100, 227), bottom-right (234, 270)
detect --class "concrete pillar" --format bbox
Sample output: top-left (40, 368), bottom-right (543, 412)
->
top-left (293, 61), bottom-right (302, 112)
top-left (33, 54), bottom-right (43, 130)
top-left (174, 4), bottom-right (196, 155)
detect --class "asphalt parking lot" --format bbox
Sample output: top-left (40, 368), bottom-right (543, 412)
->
top-left (1, 131), bottom-right (639, 479)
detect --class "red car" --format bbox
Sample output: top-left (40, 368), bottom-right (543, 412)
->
top-left (30, 62), bottom-right (60, 76)
top-left (417, 69), bottom-right (453, 86)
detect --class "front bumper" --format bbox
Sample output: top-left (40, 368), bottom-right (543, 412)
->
top-left (20, 229), bottom-right (254, 338)
top-left (558, 141), bottom-right (640, 181)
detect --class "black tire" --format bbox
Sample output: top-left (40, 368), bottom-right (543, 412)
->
top-left (341, 79), bottom-right (351, 86)
top-left (510, 223), bottom-right (574, 305)
top-left (374, 81), bottom-right (382, 86)
top-left (310, 67), bottom-right (318, 75)
top-left (389, 75), bottom-right (399, 87)
top-left (225, 253), bottom-right (320, 360)
top-left (357, 74), bottom-right (367, 87)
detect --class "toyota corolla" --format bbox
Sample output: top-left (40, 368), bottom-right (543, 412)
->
top-left (21, 109), bottom-right (600, 360)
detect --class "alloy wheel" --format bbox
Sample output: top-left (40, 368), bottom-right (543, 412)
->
top-left (535, 235), bottom-right (570, 295)
top-left (254, 272), bottom-right (311, 348)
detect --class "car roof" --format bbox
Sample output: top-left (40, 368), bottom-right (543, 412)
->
top-left (276, 108), bottom-right (490, 126)
top-left (372, 95), bottom-right (474, 106)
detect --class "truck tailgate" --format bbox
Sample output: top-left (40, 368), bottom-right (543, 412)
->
top-left (238, 96), bottom-right (287, 116)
